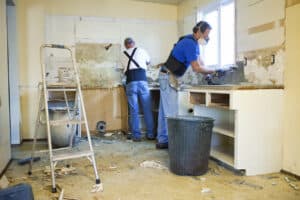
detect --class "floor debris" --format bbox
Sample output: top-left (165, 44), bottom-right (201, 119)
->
top-left (101, 140), bottom-right (114, 144)
top-left (289, 182), bottom-right (299, 191)
top-left (284, 176), bottom-right (299, 190)
top-left (58, 188), bottom-right (64, 200)
top-left (109, 165), bottom-right (117, 170)
top-left (232, 179), bottom-right (263, 190)
top-left (8, 176), bottom-right (28, 183)
top-left (0, 175), bottom-right (9, 189)
top-left (266, 175), bottom-right (280, 179)
top-left (209, 167), bottom-right (221, 176)
top-left (201, 187), bottom-right (211, 193)
top-left (140, 160), bottom-right (168, 170)
top-left (284, 176), bottom-right (291, 183)
top-left (90, 183), bottom-right (104, 193)
top-left (7, 138), bottom-right (300, 199)
top-left (58, 166), bottom-right (77, 175)
top-left (104, 132), bottom-right (114, 137)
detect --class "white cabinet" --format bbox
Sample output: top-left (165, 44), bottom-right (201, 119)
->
top-left (187, 88), bottom-right (284, 175)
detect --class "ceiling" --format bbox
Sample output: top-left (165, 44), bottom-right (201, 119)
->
top-left (133, 0), bottom-right (185, 5)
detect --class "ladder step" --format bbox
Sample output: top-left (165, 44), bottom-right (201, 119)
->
top-left (49, 119), bottom-right (84, 126)
top-left (47, 88), bottom-right (77, 92)
top-left (46, 83), bottom-right (77, 88)
top-left (52, 150), bottom-right (93, 162)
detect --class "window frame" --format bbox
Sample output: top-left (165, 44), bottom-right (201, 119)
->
top-left (197, 0), bottom-right (236, 69)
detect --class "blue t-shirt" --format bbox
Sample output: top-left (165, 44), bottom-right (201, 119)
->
top-left (171, 34), bottom-right (199, 68)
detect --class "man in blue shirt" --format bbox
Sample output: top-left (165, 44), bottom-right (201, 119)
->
top-left (156, 21), bottom-right (216, 149)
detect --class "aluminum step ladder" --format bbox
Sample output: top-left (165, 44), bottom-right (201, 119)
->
top-left (28, 44), bottom-right (103, 193)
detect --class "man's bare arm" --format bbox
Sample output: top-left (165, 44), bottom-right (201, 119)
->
top-left (191, 59), bottom-right (215, 75)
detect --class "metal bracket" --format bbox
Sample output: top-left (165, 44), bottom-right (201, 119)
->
top-left (244, 57), bottom-right (247, 66)
top-left (271, 54), bottom-right (275, 65)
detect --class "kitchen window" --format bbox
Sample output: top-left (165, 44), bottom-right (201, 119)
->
top-left (198, 0), bottom-right (235, 69)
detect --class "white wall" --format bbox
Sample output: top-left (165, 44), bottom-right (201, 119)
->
top-left (0, 0), bottom-right (11, 172)
top-left (46, 16), bottom-right (177, 65)
top-left (283, 3), bottom-right (300, 176)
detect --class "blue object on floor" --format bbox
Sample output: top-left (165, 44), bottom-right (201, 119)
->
top-left (0, 183), bottom-right (34, 200)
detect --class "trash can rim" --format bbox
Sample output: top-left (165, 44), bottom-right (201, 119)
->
top-left (166, 115), bottom-right (214, 122)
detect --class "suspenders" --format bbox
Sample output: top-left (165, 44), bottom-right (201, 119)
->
top-left (123, 47), bottom-right (147, 84)
top-left (123, 48), bottom-right (141, 72)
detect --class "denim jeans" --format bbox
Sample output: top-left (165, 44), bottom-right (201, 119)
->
top-left (157, 72), bottom-right (178, 143)
top-left (126, 81), bottom-right (154, 139)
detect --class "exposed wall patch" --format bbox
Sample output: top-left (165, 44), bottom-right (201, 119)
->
top-left (286, 0), bottom-right (300, 7)
top-left (248, 21), bottom-right (275, 35)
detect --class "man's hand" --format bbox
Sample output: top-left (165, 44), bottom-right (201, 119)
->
top-left (214, 69), bottom-right (227, 77)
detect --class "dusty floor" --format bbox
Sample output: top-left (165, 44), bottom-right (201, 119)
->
top-left (5, 133), bottom-right (300, 200)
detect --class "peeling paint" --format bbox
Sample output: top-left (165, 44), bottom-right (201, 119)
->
top-left (242, 48), bottom-right (285, 85)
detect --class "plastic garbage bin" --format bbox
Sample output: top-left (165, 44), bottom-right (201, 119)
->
top-left (0, 183), bottom-right (34, 200)
top-left (167, 115), bottom-right (214, 176)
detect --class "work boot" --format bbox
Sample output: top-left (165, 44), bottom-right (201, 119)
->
top-left (126, 134), bottom-right (132, 140)
top-left (156, 142), bottom-right (168, 149)
top-left (146, 135), bottom-right (156, 140)
top-left (132, 137), bottom-right (141, 142)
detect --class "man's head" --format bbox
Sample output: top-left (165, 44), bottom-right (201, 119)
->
top-left (124, 37), bottom-right (135, 49)
top-left (192, 21), bottom-right (211, 44)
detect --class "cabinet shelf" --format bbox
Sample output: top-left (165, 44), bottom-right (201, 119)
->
top-left (208, 103), bottom-right (230, 109)
top-left (213, 127), bottom-right (234, 138)
top-left (210, 145), bottom-right (234, 166)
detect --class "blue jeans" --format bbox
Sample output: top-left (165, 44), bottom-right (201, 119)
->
top-left (157, 72), bottom-right (178, 143)
top-left (126, 81), bottom-right (154, 139)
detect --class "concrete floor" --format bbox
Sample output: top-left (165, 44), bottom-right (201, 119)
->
top-left (5, 133), bottom-right (300, 200)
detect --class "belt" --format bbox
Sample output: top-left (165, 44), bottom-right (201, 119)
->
top-left (160, 66), bottom-right (171, 74)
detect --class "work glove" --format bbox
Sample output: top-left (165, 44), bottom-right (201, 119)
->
top-left (214, 69), bottom-right (227, 77)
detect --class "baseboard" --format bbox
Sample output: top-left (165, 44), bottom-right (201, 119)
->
top-left (281, 169), bottom-right (300, 180)
top-left (0, 159), bottom-right (13, 178)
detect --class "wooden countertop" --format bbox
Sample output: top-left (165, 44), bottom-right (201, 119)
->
top-left (182, 84), bottom-right (284, 91)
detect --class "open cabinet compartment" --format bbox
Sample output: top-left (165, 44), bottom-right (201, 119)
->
top-left (210, 133), bottom-right (234, 166)
top-left (209, 93), bottom-right (230, 108)
top-left (190, 92), bottom-right (206, 105)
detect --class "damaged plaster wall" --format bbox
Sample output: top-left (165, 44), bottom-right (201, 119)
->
top-left (17, 0), bottom-right (177, 139)
top-left (76, 43), bottom-right (122, 88)
top-left (236, 0), bottom-right (286, 85)
top-left (45, 15), bottom-right (178, 86)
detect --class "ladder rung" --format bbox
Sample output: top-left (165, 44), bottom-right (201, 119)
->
top-left (47, 88), bottom-right (77, 92)
top-left (46, 108), bottom-right (77, 111)
top-left (52, 150), bottom-right (93, 162)
top-left (46, 83), bottom-right (76, 87)
top-left (49, 119), bottom-right (84, 126)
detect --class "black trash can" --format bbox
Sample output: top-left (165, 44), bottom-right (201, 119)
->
top-left (167, 115), bottom-right (214, 176)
